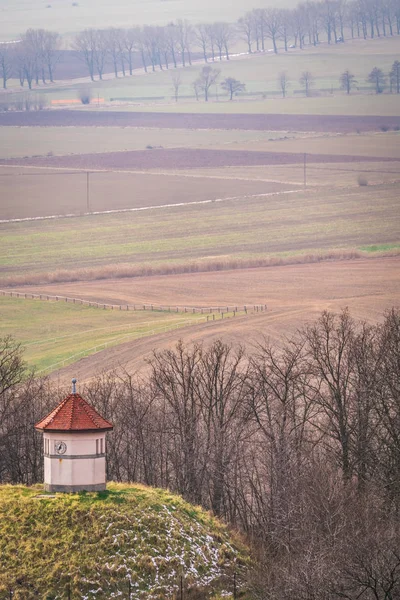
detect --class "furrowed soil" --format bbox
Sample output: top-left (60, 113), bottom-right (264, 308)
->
top-left (1, 110), bottom-right (400, 132)
top-left (0, 167), bottom-right (294, 220)
top-left (1, 148), bottom-right (397, 172)
top-left (19, 256), bottom-right (398, 383)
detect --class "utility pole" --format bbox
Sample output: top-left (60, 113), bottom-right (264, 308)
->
top-left (86, 171), bottom-right (90, 212)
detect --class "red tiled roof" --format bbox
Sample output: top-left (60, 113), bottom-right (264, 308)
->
top-left (35, 393), bottom-right (113, 432)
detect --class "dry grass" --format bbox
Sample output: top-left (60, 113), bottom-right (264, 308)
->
top-left (1, 182), bottom-right (399, 287)
top-left (3, 248), bottom-right (400, 289)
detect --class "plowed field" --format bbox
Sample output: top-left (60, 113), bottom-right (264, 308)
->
top-left (34, 256), bottom-right (399, 382)
top-left (1, 110), bottom-right (400, 132)
top-left (1, 148), bottom-right (397, 172)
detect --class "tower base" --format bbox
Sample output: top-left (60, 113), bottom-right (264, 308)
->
top-left (44, 483), bottom-right (107, 493)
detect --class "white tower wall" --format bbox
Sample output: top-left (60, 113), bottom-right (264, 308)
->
top-left (43, 431), bottom-right (107, 492)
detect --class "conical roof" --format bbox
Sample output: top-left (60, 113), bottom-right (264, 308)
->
top-left (35, 393), bottom-right (113, 433)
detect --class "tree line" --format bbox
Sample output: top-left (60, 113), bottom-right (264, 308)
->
top-left (187, 60), bottom-right (400, 103)
top-left (1, 0), bottom-right (400, 90)
top-left (1, 307), bottom-right (400, 597)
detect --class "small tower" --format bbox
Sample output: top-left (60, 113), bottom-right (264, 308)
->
top-left (35, 379), bottom-right (113, 493)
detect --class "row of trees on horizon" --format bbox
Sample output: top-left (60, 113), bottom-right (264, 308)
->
top-left (1, 0), bottom-right (400, 89)
top-left (1, 307), bottom-right (400, 596)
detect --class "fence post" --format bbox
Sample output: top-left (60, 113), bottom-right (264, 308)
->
top-left (128, 579), bottom-right (131, 600)
top-left (180, 575), bottom-right (184, 600)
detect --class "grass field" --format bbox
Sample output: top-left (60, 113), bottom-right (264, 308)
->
top-left (1, 128), bottom-right (400, 160)
top-left (0, 295), bottom-right (206, 372)
top-left (1, 183), bottom-right (399, 286)
top-left (0, 0), bottom-right (298, 41)
top-left (3, 37), bottom-right (399, 113)
top-left (0, 127), bottom-right (288, 159)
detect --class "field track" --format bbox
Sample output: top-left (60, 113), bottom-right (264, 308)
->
top-left (1, 148), bottom-right (397, 171)
top-left (38, 256), bottom-right (399, 383)
top-left (1, 110), bottom-right (400, 132)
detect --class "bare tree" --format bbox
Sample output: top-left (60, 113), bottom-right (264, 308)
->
top-left (107, 28), bottom-right (123, 78)
top-left (192, 79), bottom-right (200, 100)
top-left (213, 22), bottom-right (234, 60)
top-left (390, 59), bottom-right (400, 93)
top-left (149, 341), bottom-right (204, 505)
top-left (220, 76), bottom-right (245, 100)
top-left (0, 337), bottom-right (26, 399)
top-left (263, 8), bottom-right (282, 53)
top-left (73, 29), bottom-right (97, 81)
top-left (176, 19), bottom-right (193, 67)
top-left (123, 28), bottom-right (137, 75)
top-left (194, 23), bottom-right (209, 63)
top-left (194, 65), bottom-right (220, 101)
top-left (237, 12), bottom-right (254, 53)
top-left (171, 72), bottom-right (181, 102)
top-left (340, 69), bottom-right (357, 93)
top-left (299, 70), bottom-right (314, 95)
top-left (279, 71), bottom-right (289, 97)
top-left (93, 29), bottom-right (108, 80)
top-left (368, 66), bottom-right (386, 93)
top-left (42, 30), bottom-right (60, 83)
top-left (15, 40), bottom-right (36, 89)
top-left (0, 43), bottom-right (14, 89)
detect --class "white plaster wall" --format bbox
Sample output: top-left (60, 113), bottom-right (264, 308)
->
top-left (43, 431), bottom-right (107, 487)
top-left (49, 456), bottom-right (106, 486)
top-left (44, 431), bottom-right (105, 456)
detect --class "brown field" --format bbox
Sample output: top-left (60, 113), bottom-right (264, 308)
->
top-left (1, 148), bottom-right (397, 172)
top-left (0, 167), bottom-right (294, 220)
top-left (1, 110), bottom-right (400, 132)
top-left (28, 256), bottom-right (398, 382)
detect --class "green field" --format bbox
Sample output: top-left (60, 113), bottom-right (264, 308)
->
top-left (3, 37), bottom-right (399, 114)
top-left (0, 0), bottom-right (298, 40)
top-left (1, 184), bottom-right (399, 287)
top-left (0, 296), bottom-right (205, 372)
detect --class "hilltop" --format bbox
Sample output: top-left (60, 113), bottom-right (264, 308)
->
top-left (0, 483), bottom-right (249, 599)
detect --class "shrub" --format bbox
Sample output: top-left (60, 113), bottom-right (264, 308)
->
top-left (79, 89), bottom-right (91, 105)
top-left (358, 174), bottom-right (368, 186)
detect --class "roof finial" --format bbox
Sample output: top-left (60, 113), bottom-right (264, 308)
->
top-left (72, 378), bottom-right (77, 394)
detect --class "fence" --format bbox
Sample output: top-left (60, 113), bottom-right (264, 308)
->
top-left (4, 572), bottom-right (239, 599)
top-left (0, 289), bottom-right (267, 316)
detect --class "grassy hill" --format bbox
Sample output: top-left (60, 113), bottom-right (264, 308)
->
top-left (0, 483), bottom-right (249, 599)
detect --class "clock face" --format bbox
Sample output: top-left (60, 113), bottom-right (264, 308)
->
top-left (54, 441), bottom-right (67, 455)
